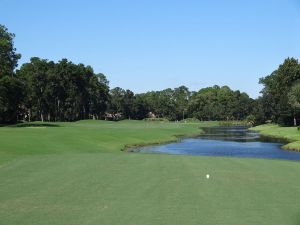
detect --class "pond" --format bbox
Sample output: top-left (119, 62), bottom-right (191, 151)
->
top-left (131, 126), bottom-right (300, 161)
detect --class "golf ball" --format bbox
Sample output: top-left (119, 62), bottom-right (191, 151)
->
top-left (206, 174), bottom-right (210, 179)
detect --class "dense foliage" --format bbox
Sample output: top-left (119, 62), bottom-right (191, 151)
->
top-left (0, 25), bottom-right (109, 123)
top-left (16, 58), bottom-right (109, 122)
top-left (1, 24), bottom-right (300, 126)
top-left (138, 86), bottom-right (190, 121)
top-left (258, 58), bottom-right (300, 126)
top-left (188, 86), bottom-right (253, 121)
top-left (0, 25), bottom-right (23, 123)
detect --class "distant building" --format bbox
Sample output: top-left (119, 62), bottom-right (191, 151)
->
top-left (148, 112), bottom-right (156, 118)
top-left (105, 112), bottom-right (123, 121)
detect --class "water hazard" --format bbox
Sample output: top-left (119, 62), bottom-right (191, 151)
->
top-left (132, 126), bottom-right (300, 161)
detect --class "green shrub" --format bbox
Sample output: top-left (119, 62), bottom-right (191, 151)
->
top-left (219, 120), bottom-right (249, 126)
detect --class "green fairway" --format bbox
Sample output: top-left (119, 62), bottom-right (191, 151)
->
top-left (1, 120), bottom-right (300, 225)
top-left (0, 120), bottom-right (216, 165)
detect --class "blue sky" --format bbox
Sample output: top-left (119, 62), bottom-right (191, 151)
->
top-left (2, 0), bottom-right (300, 98)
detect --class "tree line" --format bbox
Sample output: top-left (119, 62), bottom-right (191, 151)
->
top-left (17, 58), bottom-right (109, 122)
top-left (1, 24), bottom-right (300, 126)
top-left (108, 85), bottom-right (254, 122)
top-left (253, 58), bottom-right (300, 126)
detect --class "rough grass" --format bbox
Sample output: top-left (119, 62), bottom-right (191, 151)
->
top-left (250, 124), bottom-right (300, 151)
top-left (1, 120), bottom-right (300, 225)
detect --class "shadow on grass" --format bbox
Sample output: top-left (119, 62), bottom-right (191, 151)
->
top-left (6, 123), bottom-right (61, 128)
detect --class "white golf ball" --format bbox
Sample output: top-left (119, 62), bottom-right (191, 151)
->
top-left (206, 174), bottom-right (210, 179)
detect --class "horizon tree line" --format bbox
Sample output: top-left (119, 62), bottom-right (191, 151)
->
top-left (1, 24), bottom-right (300, 126)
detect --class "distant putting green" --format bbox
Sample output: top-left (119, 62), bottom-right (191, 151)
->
top-left (0, 120), bottom-right (300, 225)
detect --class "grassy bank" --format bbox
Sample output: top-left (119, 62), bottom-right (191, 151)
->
top-left (250, 124), bottom-right (300, 151)
top-left (1, 120), bottom-right (300, 225)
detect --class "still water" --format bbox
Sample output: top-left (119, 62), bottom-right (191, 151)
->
top-left (133, 126), bottom-right (300, 161)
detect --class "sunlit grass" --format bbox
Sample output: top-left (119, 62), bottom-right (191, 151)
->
top-left (251, 124), bottom-right (300, 151)
top-left (0, 120), bottom-right (300, 225)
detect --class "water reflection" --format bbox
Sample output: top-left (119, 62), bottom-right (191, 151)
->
top-left (133, 126), bottom-right (300, 161)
